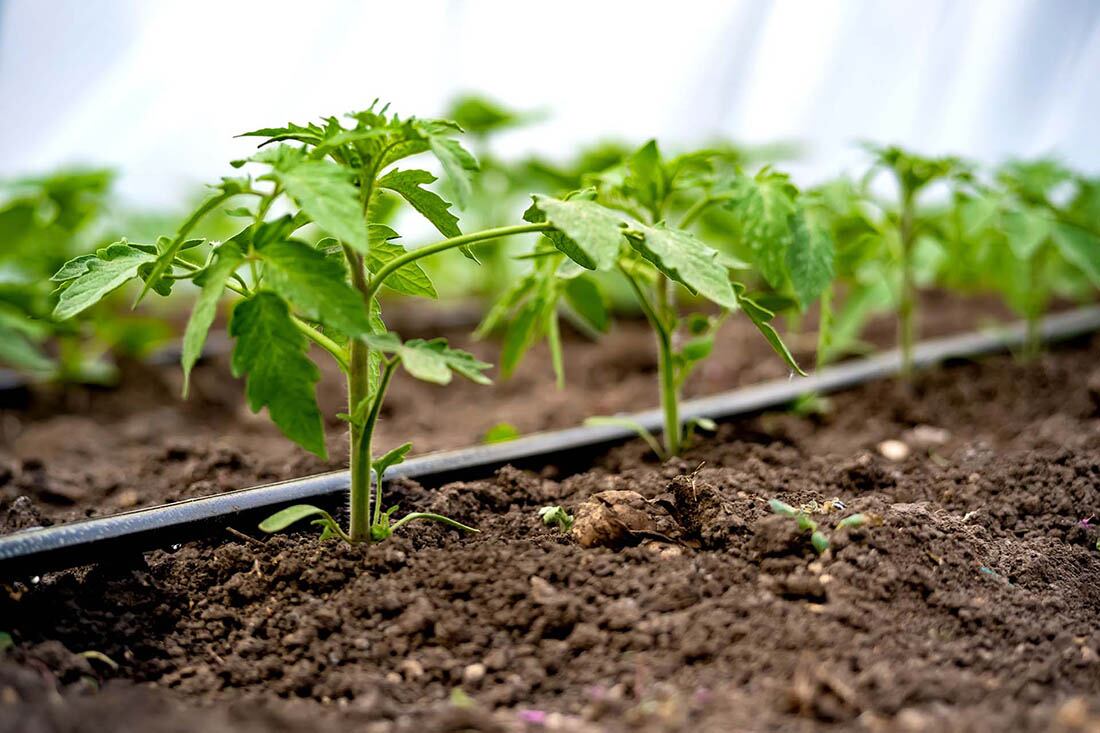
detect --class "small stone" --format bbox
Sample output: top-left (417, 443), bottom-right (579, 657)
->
top-left (601, 598), bottom-right (642, 630)
top-left (462, 663), bottom-right (486, 684)
top-left (877, 439), bottom-right (910, 462)
top-left (114, 489), bottom-right (140, 509)
top-left (398, 659), bottom-right (424, 680)
top-left (904, 425), bottom-right (951, 449)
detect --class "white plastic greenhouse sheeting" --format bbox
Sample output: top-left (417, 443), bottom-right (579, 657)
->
top-left (1, 0), bottom-right (1098, 207)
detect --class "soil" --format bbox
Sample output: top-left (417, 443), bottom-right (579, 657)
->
top-left (2, 328), bottom-right (1100, 731)
top-left (0, 292), bottom-right (1021, 526)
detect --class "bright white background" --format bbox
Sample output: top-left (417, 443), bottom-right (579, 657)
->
top-left (1, 0), bottom-right (1098, 207)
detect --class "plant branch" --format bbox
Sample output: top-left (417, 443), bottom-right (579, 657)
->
top-left (363, 223), bottom-right (552, 303)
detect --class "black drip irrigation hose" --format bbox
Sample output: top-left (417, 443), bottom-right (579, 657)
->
top-left (2, 305), bottom-right (1099, 579)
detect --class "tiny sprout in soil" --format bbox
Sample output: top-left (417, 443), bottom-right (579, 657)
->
top-left (538, 505), bottom-right (574, 533)
top-left (768, 498), bottom-right (866, 554)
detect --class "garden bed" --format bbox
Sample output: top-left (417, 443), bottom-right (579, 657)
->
top-left (3, 325), bottom-right (1099, 731)
top-left (1, 292), bottom-right (1020, 529)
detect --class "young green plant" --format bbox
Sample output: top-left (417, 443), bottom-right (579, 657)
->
top-left (483, 140), bottom-right (832, 458)
top-left (862, 145), bottom-right (965, 378)
top-left (49, 103), bottom-right (563, 545)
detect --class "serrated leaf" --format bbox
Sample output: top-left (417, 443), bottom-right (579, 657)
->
top-left (364, 224), bottom-right (436, 297)
top-left (261, 146), bottom-right (369, 253)
top-left (724, 170), bottom-right (800, 287)
top-left (237, 122), bottom-right (325, 148)
top-left (427, 134), bottom-right (477, 209)
top-left (563, 276), bottom-right (608, 332)
top-left (373, 442), bottom-right (412, 479)
top-left (181, 240), bottom-right (244, 395)
top-left (257, 239), bottom-right (372, 337)
top-left (53, 243), bottom-right (153, 320)
top-left (364, 334), bottom-right (493, 386)
top-left (400, 338), bottom-right (492, 385)
top-left (259, 504), bottom-right (335, 532)
top-left (377, 169), bottom-right (460, 239)
top-left (787, 213), bottom-right (835, 310)
top-left (230, 292), bottom-right (326, 457)
top-left (49, 254), bottom-right (98, 283)
top-left (734, 283), bottom-right (805, 375)
top-left (529, 194), bottom-right (629, 271)
top-left (1051, 223), bottom-right (1100, 286)
top-left (628, 224), bottom-right (738, 309)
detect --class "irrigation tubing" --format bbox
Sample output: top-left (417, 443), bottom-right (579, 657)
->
top-left (2, 305), bottom-right (1099, 579)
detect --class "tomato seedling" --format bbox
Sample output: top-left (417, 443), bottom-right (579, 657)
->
top-left (952, 159), bottom-right (1100, 356)
top-left (483, 140), bottom-right (831, 458)
top-left (50, 103), bottom-right (563, 544)
top-left (862, 145), bottom-right (967, 378)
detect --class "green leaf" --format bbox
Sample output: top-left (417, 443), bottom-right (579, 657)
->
top-left (53, 243), bottom-right (153, 320)
top-left (257, 239), bottom-right (373, 337)
top-left (810, 530), bottom-right (830, 553)
top-left (563, 276), bottom-right (609, 332)
top-left (628, 224), bottom-right (738, 309)
top-left (724, 170), bottom-right (801, 288)
top-left (261, 146), bottom-right (370, 253)
top-left (181, 240), bottom-right (244, 395)
top-left (584, 416), bottom-right (666, 460)
top-left (373, 442), bottom-right (412, 479)
top-left (483, 422), bottom-right (520, 444)
top-left (427, 134), bottom-right (478, 209)
top-left (734, 283), bottom-right (805, 375)
top-left (787, 213), bottom-right (835, 310)
top-left (238, 122), bottom-right (325, 148)
top-left (680, 335), bottom-right (714, 363)
top-left (529, 194), bottom-right (629, 271)
top-left (230, 292), bottom-right (326, 457)
top-left (1003, 208), bottom-right (1050, 260)
top-left (836, 514), bottom-right (866, 530)
top-left (259, 504), bottom-right (336, 532)
top-left (363, 224), bottom-right (436, 297)
top-left (500, 289), bottom-right (554, 377)
top-left (365, 335), bottom-right (493, 386)
top-left (768, 499), bottom-right (796, 516)
top-left (0, 322), bottom-right (54, 374)
top-left (377, 169), bottom-right (461, 239)
top-left (1051, 223), bottom-right (1100, 286)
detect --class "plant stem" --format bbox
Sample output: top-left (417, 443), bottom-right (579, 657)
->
top-left (898, 191), bottom-right (916, 380)
top-left (816, 284), bottom-right (833, 371)
top-left (362, 223), bottom-right (551, 303)
top-left (622, 269), bottom-right (680, 457)
top-left (345, 237), bottom-right (374, 543)
top-left (365, 360), bottom-right (399, 527)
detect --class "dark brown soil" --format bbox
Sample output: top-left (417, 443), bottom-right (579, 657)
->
top-left (3, 332), bottom-right (1100, 732)
top-left (0, 292), bottom-right (1020, 526)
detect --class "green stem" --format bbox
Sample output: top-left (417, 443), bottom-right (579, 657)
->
top-left (898, 192), bottom-right (916, 380)
top-left (364, 359), bottom-right (399, 527)
top-left (136, 190), bottom-right (241, 302)
top-left (363, 223), bottom-right (552, 303)
top-left (347, 339), bottom-right (371, 543)
top-left (678, 196), bottom-right (714, 229)
top-left (622, 269), bottom-right (680, 457)
top-left (816, 284), bottom-right (833, 372)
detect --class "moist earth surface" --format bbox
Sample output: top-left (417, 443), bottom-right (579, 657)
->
top-left (2, 329), bottom-right (1100, 731)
